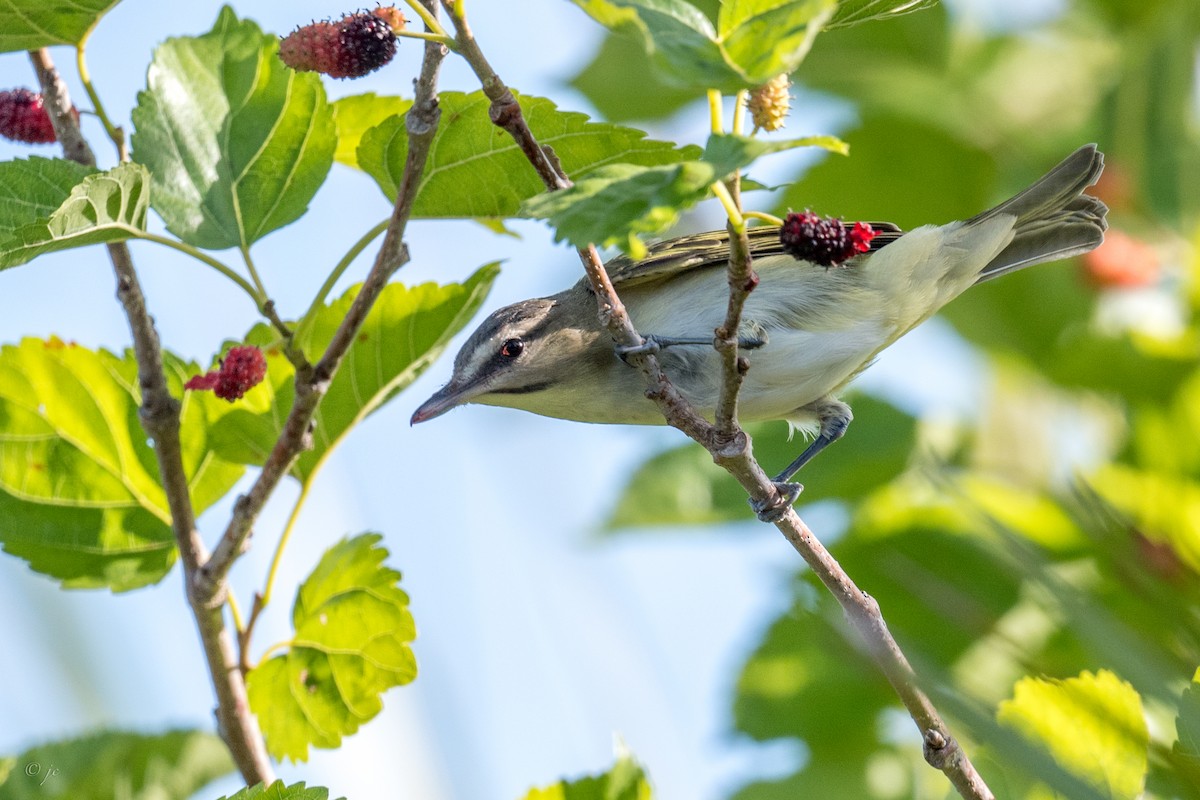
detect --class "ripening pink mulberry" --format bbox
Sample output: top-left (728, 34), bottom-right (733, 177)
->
top-left (0, 89), bottom-right (78, 144)
top-left (279, 7), bottom-right (406, 79)
top-left (779, 211), bottom-right (877, 267)
top-left (186, 345), bottom-right (268, 402)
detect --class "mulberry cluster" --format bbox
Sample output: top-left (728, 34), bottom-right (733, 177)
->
top-left (279, 7), bottom-right (406, 79)
top-left (779, 211), bottom-right (877, 267)
top-left (0, 89), bottom-right (77, 144)
top-left (748, 74), bottom-right (791, 133)
top-left (186, 345), bottom-right (268, 402)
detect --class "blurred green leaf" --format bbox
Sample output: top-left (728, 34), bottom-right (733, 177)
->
top-left (569, 34), bottom-right (701, 122)
top-left (248, 534), bottom-right (416, 762)
top-left (130, 7), bottom-right (335, 249)
top-left (215, 782), bottom-right (340, 800)
top-left (209, 265), bottom-right (498, 482)
top-left (357, 91), bottom-right (700, 217)
top-left (0, 162), bottom-right (147, 269)
top-left (1174, 671), bottom-right (1200, 773)
top-left (1088, 465), bottom-right (1200, 574)
top-left (607, 395), bottom-right (916, 528)
top-left (998, 670), bottom-right (1149, 799)
top-left (0, 339), bottom-right (242, 591)
top-left (330, 93), bottom-right (411, 170)
top-left (0, 729), bottom-right (232, 800)
top-left (521, 754), bottom-right (653, 800)
top-left (777, 114), bottom-right (995, 228)
top-left (0, 0), bottom-right (121, 51)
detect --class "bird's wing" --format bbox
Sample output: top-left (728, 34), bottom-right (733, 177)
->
top-left (598, 223), bottom-right (905, 290)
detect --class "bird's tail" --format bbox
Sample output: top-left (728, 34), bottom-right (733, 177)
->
top-left (971, 144), bottom-right (1108, 283)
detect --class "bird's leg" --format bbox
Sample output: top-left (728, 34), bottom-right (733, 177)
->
top-left (750, 398), bottom-right (853, 523)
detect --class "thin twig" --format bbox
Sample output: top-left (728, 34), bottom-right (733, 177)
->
top-left (437, 12), bottom-right (994, 799)
top-left (28, 48), bottom-right (274, 785)
top-left (197, 2), bottom-right (448, 592)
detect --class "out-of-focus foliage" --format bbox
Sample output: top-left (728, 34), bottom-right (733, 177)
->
top-left (577, 0), bottom-right (1200, 797)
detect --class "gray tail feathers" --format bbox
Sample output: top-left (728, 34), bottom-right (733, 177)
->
top-left (972, 144), bottom-right (1109, 283)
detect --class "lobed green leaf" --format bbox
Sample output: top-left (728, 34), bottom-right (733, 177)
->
top-left (130, 7), bottom-right (335, 250)
top-left (0, 161), bottom-right (148, 269)
top-left (208, 265), bottom-right (499, 482)
top-left (356, 91), bottom-right (700, 219)
top-left (0, 0), bottom-right (121, 52)
top-left (0, 729), bottom-right (233, 800)
top-left (0, 339), bottom-right (243, 591)
top-left (247, 534), bottom-right (416, 762)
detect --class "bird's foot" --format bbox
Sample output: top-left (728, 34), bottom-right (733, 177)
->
top-left (750, 481), bottom-right (803, 523)
top-left (617, 334), bottom-right (767, 363)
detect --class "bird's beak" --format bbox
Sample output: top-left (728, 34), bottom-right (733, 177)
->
top-left (410, 376), bottom-right (483, 425)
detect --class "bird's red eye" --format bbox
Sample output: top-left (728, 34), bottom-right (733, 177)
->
top-left (500, 338), bottom-right (524, 358)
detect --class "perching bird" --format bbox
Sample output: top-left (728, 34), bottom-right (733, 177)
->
top-left (412, 145), bottom-right (1107, 518)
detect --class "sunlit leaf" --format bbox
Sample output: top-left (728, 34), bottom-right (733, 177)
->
top-left (248, 534), bottom-right (416, 762)
top-left (998, 670), bottom-right (1149, 799)
top-left (826, 0), bottom-right (937, 29)
top-left (0, 0), bottom-right (121, 51)
top-left (0, 162), bottom-right (148, 268)
top-left (330, 93), bottom-right (411, 170)
top-left (130, 7), bottom-right (335, 249)
top-left (357, 91), bottom-right (700, 217)
top-left (0, 729), bottom-right (233, 800)
top-left (0, 339), bottom-right (243, 591)
top-left (209, 265), bottom-right (498, 482)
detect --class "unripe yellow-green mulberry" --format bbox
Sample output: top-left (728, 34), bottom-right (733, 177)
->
top-left (748, 74), bottom-right (791, 132)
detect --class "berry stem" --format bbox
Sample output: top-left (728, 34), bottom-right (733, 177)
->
top-left (134, 232), bottom-right (264, 304)
top-left (707, 88), bottom-right (723, 134)
top-left (710, 179), bottom-right (745, 232)
top-left (404, 0), bottom-right (451, 38)
top-left (732, 89), bottom-right (748, 137)
top-left (397, 29), bottom-right (456, 48)
top-left (75, 26), bottom-right (126, 161)
top-left (745, 210), bottom-right (785, 226)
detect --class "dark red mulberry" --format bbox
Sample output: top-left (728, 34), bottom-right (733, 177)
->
top-left (779, 211), bottom-right (877, 267)
top-left (0, 89), bottom-right (78, 144)
top-left (186, 345), bottom-right (268, 402)
top-left (279, 7), bottom-right (405, 79)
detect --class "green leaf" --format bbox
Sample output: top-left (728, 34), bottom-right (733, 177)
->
top-left (130, 7), bottom-right (335, 249)
top-left (0, 0), bottom-right (121, 52)
top-left (569, 33), bottom-right (702, 122)
top-left (522, 161), bottom-right (719, 257)
top-left (0, 729), bottom-right (233, 800)
top-left (1088, 466), bottom-right (1200, 574)
top-left (330, 93), bottom-right (411, 170)
top-left (215, 782), bottom-right (341, 800)
top-left (776, 114), bottom-right (995, 229)
top-left (0, 338), bottom-right (243, 591)
top-left (209, 265), bottom-right (498, 482)
top-left (718, 0), bottom-right (836, 84)
top-left (569, 0), bottom-right (837, 91)
top-left (998, 670), bottom-right (1149, 800)
top-left (248, 534), bottom-right (416, 762)
top-left (0, 161), bottom-right (148, 269)
top-left (607, 395), bottom-right (915, 528)
top-left (1174, 670), bottom-right (1200, 772)
top-left (357, 91), bottom-right (700, 217)
top-left (703, 132), bottom-right (847, 174)
top-left (826, 0), bottom-right (937, 29)
top-left (568, 0), bottom-right (741, 90)
top-left (521, 754), bottom-right (653, 800)
top-left (524, 131), bottom-right (841, 256)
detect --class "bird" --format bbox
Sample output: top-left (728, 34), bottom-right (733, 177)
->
top-left (412, 144), bottom-right (1107, 519)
